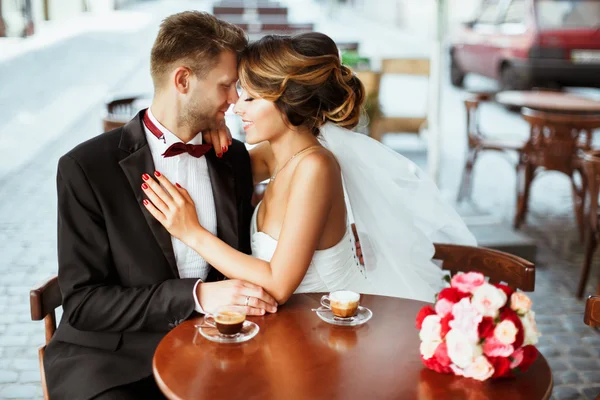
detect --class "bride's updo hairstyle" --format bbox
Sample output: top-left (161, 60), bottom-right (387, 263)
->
top-left (238, 32), bottom-right (365, 136)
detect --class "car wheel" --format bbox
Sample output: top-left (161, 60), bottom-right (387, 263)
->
top-left (450, 56), bottom-right (465, 88)
top-left (500, 64), bottom-right (531, 91)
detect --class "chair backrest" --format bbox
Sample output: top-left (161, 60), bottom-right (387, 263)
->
top-left (368, 58), bottom-right (430, 140)
top-left (433, 243), bottom-right (535, 291)
top-left (103, 95), bottom-right (151, 132)
top-left (520, 108), bottom-right (600, 174)
top-left (30, 275), bottom-right (61, 400)
top-left (380, 58), bottom-right (430, 76)
top-left (584, 295), bottom-right (600, 328)
top-left (582, 150), bottom-right (600, 233)
top-left (30, 275), bottom-right (61, 344)
top-left (464, 92), bottom-right (495, 143)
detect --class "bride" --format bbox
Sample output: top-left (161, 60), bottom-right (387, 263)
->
top-left (142, 32), bottom-right (476, 305)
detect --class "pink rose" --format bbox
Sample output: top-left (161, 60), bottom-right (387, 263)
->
top-left (510, 292), bottom-right (532, 315)
top-left (464, 355), bottom-right (495, 381)
top-left (434, 342), bottom-right (451, 367)
top-left (471, 283), bottom-right (507, 318)
top-left (494, 320), bottom-right (518, 345)
top-left (451, 272), bottom-right (486, 293)
top-left (509, 348), bottom-right (524, 369)
top-left (420, 340), bottom-right (441, 360)
top-left (449, 298), bottom-right (483, 343)
top-left (483, 337), bottom-right (514, 357)
top-left (435, 298), bottom-right (455, 317)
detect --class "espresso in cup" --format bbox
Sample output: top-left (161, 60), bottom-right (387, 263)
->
top-left (215, 311), bottom-right (246, 335)
top-left (321, 290), bottom-right (360, 318)
top-left (204, 306), bottom-right (247, 336)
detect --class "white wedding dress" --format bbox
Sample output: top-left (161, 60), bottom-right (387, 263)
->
top-left (251, 202), bottom-right (377, 295)
top-left (249, 124), bottom-right (477, 302)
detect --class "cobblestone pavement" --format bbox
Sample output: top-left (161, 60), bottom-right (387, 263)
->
top-left (1, 1), bottom-right (600, 399)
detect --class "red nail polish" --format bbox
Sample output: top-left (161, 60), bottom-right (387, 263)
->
top-left (154, 171), bottom-right (161, 177)
top-left (176, 183), bottom-right (182, 188)
top-left (217, 153), bottom-right (223, 158)
top-left (142, 174), bottom-right (150, 181)
top-left (143, 199), bottom-right (149, 205)
top-left (142, 183), bottom-right (148, 190)
top-left (222, 146), bottom-right (227, 153)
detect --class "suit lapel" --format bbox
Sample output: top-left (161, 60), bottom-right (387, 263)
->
top-left (206, 151), bottom-right (239, 250)
top-left (118, 110), bottom-right (179, 278)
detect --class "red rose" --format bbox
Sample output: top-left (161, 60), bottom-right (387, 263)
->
top-left (518, 345), bottom-right (538, 372)
top-left (494, 283), bottom-right (514, 301)
top-left (478, 317), bottom-right (495, 339)
top-left (438, 287), bottom-right (471, 304)
top-left (499, 308), bottom-right (524, 348)
top-left (434, 342), bottom-right (451, 367)
top-left (488, 356), bottom-right (512, 378)
top-left (440, 314), bottom-right (454, 339)
top-left (421, 353), bottom-right (452, 374)
top-left (416, 305), bottom-right (436, 329)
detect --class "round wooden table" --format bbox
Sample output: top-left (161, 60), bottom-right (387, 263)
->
top-left (153, 293), bottom-right (553, 400)
top-left (496, 90), bottom-right (600, 114)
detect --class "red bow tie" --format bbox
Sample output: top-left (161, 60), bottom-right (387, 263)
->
top-left (143, 110), bottom-right (212, 158)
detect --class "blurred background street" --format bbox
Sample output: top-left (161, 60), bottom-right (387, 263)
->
top-left (1, 0), bottom-right (600, 398)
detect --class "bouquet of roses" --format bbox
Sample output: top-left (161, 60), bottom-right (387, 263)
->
top-left (415, 272), bottom-right (541, 381)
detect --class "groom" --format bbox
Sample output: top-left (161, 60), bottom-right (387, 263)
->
top-left (44, 11), bottom-right (278, 400)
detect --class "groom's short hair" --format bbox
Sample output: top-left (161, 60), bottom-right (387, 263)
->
top-left (150, 11), bottom-right (247, 88)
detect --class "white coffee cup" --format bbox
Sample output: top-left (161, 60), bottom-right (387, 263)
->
top-left (320, 290), bottom-right (360, 318)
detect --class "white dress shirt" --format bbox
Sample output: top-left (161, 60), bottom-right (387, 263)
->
top-left (144, 108), bottom-right (217, 313)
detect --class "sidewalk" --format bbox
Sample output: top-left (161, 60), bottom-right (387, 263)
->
top-left (0, 1), bottom-right (599, 398)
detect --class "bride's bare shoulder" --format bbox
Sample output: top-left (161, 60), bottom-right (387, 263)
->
top-left (292, 147), bottom-right (341, 185)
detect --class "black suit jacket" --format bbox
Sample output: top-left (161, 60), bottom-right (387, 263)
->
top-left (44, 110), bottom-right (254, 400)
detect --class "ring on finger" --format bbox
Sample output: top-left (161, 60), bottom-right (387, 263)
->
top-left (245, 296), bottom-right (250, 306)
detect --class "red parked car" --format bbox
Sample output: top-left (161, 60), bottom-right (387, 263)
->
top-left (450, 0), bottom-right (600, 90)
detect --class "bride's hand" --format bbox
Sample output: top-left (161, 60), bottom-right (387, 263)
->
top-left (141, 171), bottom-right (205, 244)
top-left (202, 119), bottom-right (232, 158)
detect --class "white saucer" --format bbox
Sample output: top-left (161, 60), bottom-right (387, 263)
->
top-left (196, 321), bottom-right (260, 344)
top-left (315, 306), bottom-right (373, 326)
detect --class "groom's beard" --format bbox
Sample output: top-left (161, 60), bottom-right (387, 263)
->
top-left (181, 103), bottom-right (215, 135)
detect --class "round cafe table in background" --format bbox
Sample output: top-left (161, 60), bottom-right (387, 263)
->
top-left (496, 90), bottom-right (600, 114)
top-left (153, 293), bottom-right (553, 400)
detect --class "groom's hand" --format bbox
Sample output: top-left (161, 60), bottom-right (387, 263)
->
top-left (197, 279), bottom-right (278, 316)
top-left (351, 224), bottom-right (364, 265)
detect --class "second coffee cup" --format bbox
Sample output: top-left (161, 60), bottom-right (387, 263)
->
top-left (321, 290), bottom-right (360, 318)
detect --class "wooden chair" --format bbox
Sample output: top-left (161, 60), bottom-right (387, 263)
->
top-left (103, 95), bottom-right (150, 132)
top-left (584, 295), bottom-right (600, 328)
top-left (515, 109), bottom-right (600, 238)
top-left (457, 92), bottom-right (528, 202)
top-left (368, 58), bottom-right (430, 142)
top-left (30, 275), bottom-right (61, 400)
top-left (578, 150), bottom-right (600, 298)
top-left (433, 243), bottom-right (535, 291)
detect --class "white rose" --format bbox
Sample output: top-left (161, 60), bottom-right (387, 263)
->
top-left (463, 355), bottom-right (495, 381)
top-left (520, 310), bottom-right (541, 346)
top-left (494, 320), bottom-right (518, 345)
top-left (419, 315), bottom-right (442, 343)
top-left (445, 329), bottom-right (482, 369)
top-left (420, 340), bottom-right (441, 360)
top-left (471, 283), bottom-right (507, 318)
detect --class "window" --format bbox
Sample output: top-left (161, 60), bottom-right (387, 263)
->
top-left (504, 0), bottom-right (527, 24)
top-left (477, 0), bottom-right (502, 24)
top-left (536, 0), bottom-right (600, 30)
